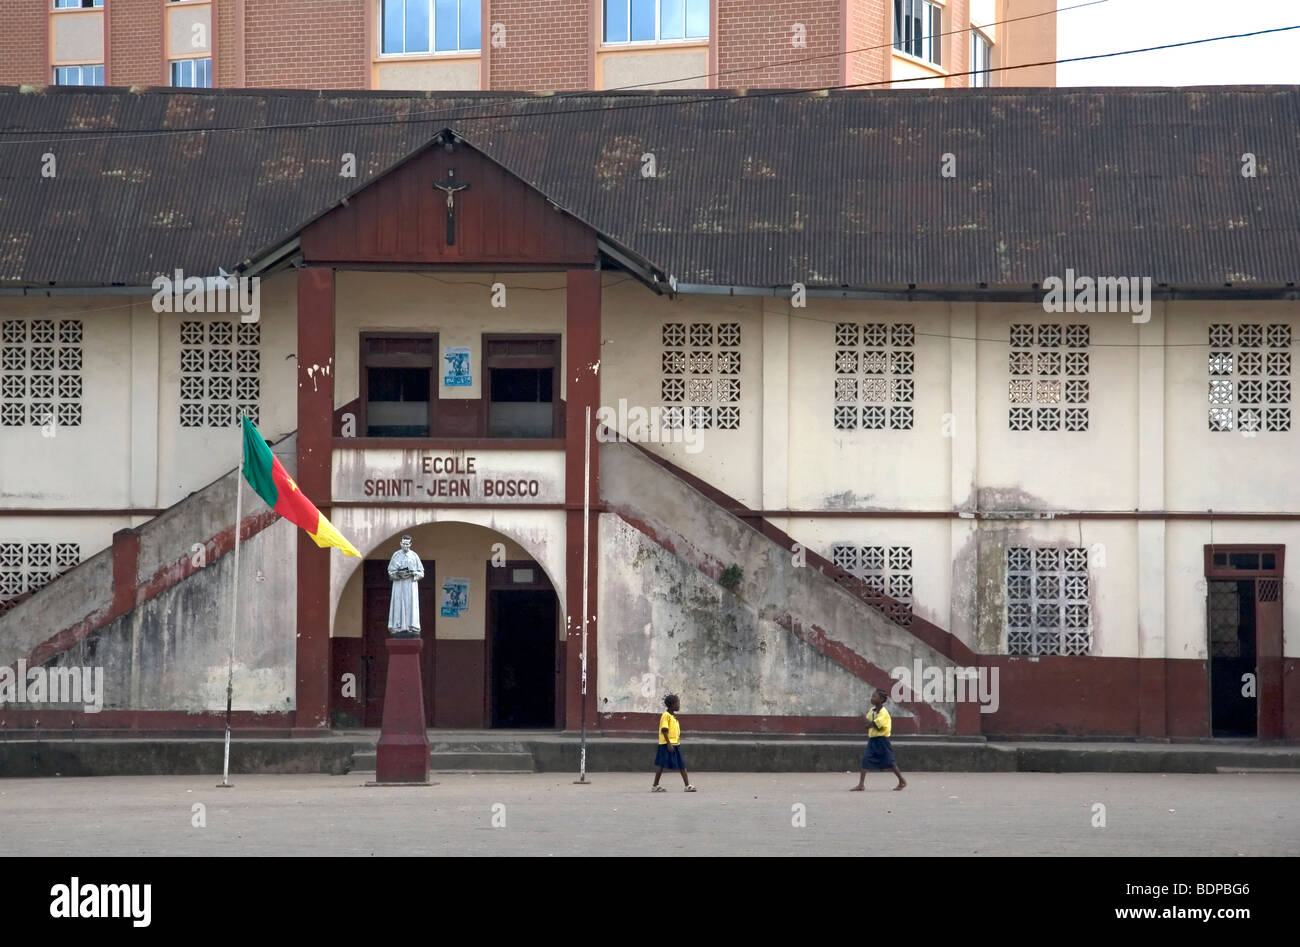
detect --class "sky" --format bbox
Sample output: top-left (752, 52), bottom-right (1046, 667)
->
top-left (1053, 0), bottom-right (1300, 85)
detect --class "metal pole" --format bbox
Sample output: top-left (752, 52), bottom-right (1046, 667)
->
top-left (218, 452), bottom-right (243, 789)
top-left (575, 405), bottom-right (592, 785)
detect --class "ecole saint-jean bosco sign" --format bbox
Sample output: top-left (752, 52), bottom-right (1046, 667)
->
top-left (332, 449), bottom-right (564, 504)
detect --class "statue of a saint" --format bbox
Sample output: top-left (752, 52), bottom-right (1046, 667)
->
top-left (387, 535), bottom-right (425, 636)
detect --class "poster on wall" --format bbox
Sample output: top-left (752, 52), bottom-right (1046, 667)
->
top-left (443, 346), bottom-right (472, 387)
top-left (440, 577), bottom-right (470, 618)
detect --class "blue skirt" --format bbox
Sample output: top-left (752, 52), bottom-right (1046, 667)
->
top-left (655, 744), bottom-right (685, 770)
top-left (861, 737), bottom-right (895, 770)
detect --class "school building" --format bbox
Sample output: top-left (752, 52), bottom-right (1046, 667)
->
top-left (0, 0), bottom-right (1056, 92)
top-left (0, 84), bottom-right (1297, 739)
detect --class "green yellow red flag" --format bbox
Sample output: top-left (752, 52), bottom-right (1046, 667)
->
top-left (241, 415), bottom-right (360, 557)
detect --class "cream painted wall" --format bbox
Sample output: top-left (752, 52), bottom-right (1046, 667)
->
top-left (598, 280), bottom-right (764, 507)
top-left (1167, 520), bottom-right (1300, 659)
top-left (787, 301), bottom-right (952, 511)
top-left (0, 296), bottom-right (133, 508)
top-left (1164, 302), bottom-right (1300, 512)
top-left (334, 271), bottom-right (567, 407)
top-left (787, 517), bottom-right (954, 635)
top-left (156, 274), bottom-right (298, 508)
top-left (975, 303), bottom-right (1139, 511)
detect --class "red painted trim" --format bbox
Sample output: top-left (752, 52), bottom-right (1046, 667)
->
top-left (564, 268), bottom-right (601, 730)
top-left (334, 438), bottom-right (566, 451)
top-left (296, 267), bottom-right (335, 730)
top-left (1203, 543), bottom-right (1285, 578)
top-left (0, 711), bottom-right (295, 731)
top-left (19, 509), bottom-right (280, 669)
top-left (110, 527), bottom-right (139, 616)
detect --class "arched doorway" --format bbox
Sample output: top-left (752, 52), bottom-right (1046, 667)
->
top-left (333, 521), bottom-right (563, 729)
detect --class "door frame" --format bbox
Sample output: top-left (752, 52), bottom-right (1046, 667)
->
top-left (1203, 544), bottom-right (1285, 739)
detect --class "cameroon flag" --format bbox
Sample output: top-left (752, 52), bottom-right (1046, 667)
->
top-left (241, 416), bottom-right (361, 557)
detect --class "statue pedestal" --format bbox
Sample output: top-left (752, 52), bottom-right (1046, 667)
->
top-left (375, 637), bottom-right (430, 784)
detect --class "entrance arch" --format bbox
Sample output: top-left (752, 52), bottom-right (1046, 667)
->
top-left (330, 520), bottom-right (565, 729)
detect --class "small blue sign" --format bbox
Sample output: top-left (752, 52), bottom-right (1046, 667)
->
top-left (444, 346), bottom-right (471, 387)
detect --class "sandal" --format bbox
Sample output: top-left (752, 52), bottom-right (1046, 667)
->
top-left (651, 785), bottom-right (667, 792)
top-left (684, 785), bottom-right (697, 792)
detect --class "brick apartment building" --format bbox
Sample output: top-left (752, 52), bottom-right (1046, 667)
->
top-left (0, 0), bottom-right (1056, 92)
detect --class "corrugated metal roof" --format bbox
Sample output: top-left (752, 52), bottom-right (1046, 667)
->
top-left (1, 85), bottom-right (1298, 291)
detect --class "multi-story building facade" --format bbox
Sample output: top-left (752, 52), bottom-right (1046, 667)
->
top-left (0, 0), bottom-right (1056, 91)
top-left (0, 86), bottom-right (1295, 740)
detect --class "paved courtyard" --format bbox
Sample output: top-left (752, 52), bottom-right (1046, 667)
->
top-left (0, 771), bottom-right (1295, 857)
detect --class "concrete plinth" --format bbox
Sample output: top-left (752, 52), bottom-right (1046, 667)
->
top-left (375, 637), bottom-right (430, 784)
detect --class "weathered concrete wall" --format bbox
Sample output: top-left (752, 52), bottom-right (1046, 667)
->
top-left (599, 514), bottom-right (920, 719)
top-left (0, 439), bottom-right (298, 712)
top-left (598, 441), bottom-right (956, 724)
top-left (39, 518), bottom-right (297, 713)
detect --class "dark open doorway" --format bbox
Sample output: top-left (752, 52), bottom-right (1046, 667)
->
top-left (1204, 545), bottom-right (1285, 739)
top-left (486, 559), bottom-right (558, 728)
top-left (1207, 580), bottom-right (1257, 737)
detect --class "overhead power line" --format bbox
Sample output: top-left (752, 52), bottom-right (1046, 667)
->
top-left (1, 22), bottom-right (1297, 146)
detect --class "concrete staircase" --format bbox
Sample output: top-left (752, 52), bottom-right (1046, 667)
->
top-left (351, 740), bottom-right (536, 773)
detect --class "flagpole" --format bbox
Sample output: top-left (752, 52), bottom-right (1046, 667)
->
top-left (574, 405), bottom-right (591, 785)
top-left (218, 428), bottom-right (243, 789)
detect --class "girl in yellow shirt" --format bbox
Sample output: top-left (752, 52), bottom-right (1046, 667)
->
top-left (852, 688), bottom-right (906, 791)
top-left (652, 694), bottom-right (696, 792)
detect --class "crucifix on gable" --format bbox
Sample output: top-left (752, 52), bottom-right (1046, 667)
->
top-left (433, 169), bottom-right (470, 246)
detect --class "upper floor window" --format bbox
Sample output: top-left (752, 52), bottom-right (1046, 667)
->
top-left (485, 336), bottom-right (560, 438)
top-left (894, 0), bottom-right (941, 65)
top-left (381, 0), bottom-right (480, 55)
top-left (603, 0), bottom-right (709, 45)
top-left (970, 29), bottom-right (991, 86)
top-left (53, 65), bottom-right (104, 86)
top-left (53, 0), bottom-right (102, 8)
top-left (171, 58), bottom-right (212, 88)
